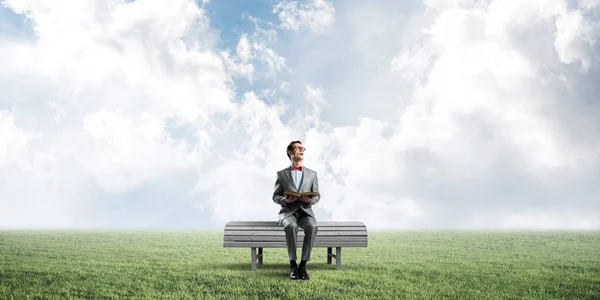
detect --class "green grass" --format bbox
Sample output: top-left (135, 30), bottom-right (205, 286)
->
top-left (1, 230), bottom-right (599, 299)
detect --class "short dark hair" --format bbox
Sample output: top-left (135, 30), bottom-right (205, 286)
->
top-left (286, 140), bottom-right (302, 160)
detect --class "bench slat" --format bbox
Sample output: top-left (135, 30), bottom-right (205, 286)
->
top-left (224, 236), bottom-right (367, 242)
top-left (224, 241), bottom-right (367, 247)
top-left (224, 226), bottom-right (366, 231)
top-left (225, 221), bottom-right (366, 227)
top-left (226, 240), bottom-right (366, 245)
top-left (224, 231), bottom-right (367, 236)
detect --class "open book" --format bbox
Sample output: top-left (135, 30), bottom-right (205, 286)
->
top-left (284, 191), bottom-right (319, 197)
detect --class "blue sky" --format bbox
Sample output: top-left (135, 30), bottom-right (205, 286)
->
top-left (1, 0), bottom-right (599, 230)
top-left (0, 5), bottom-right (32, 38)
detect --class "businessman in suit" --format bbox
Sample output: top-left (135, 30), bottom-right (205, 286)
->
top-left (272, 140), bottom-right (320, 280)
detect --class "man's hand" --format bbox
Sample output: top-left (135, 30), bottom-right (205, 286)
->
top-left (285, 194), bottom-right (299, 203)
top-left (299, 195), bottom-right (312, 203)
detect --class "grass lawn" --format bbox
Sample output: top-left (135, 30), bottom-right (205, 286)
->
top-left (1, 230), bottom-right (599, 299)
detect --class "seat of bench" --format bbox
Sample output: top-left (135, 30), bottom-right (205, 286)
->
top-left (223, 221), bottom-right (368, 248)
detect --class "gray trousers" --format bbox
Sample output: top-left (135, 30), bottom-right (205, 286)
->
top-left (281, 210), bottom-right (318, 261)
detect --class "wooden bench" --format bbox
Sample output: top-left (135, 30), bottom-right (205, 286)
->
top-left (223, 221), bottom-right (368, 271)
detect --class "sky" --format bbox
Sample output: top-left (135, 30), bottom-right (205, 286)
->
top-left (1, 0), bottom-right (599, 230)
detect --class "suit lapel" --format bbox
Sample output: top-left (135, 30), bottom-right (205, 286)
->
top-left (283, 166), bottom-right (297, 191)
top-left (298, 168), bottom-right (311, 192)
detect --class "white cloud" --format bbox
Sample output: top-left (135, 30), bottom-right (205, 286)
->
top-left (273, 0), bottom-right (335, 33)
top-left (390, 44), bottom-right (435, 83)
top-left (236, 33), bottom-right (253, 62)
top-left (81, 109), bottom-right (202, 192)
top-left (0, 111), bottom-right (28, 166)
top-left (303, 85), bottom-right (326, 119)
top-left (221, 17), bottom-right (288, 83)
top-left (221, 33), bottom-right (255, 82)
top-left (579, 0), bottom-right (600, 9)
top-left (0, 0), bottom-right (234, 227)
top-left (554, 9), bottom-right (597, 71)
top-left (270, 0), bottom-right (600, 229)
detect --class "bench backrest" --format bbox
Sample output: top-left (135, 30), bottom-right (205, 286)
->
top-left (224, 221), bottom-right (368, 248)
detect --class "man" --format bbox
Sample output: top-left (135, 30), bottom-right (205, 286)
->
top-left (272, 140), bottom-right (320, 280)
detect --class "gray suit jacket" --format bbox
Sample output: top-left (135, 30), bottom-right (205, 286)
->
top-left (272, 166), bottom-right (321, 223)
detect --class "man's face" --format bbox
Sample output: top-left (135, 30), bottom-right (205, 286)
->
top-left (290, 143), bottom-right (305, 161)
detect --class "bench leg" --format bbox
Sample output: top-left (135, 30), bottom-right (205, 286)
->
top-left (258, 248), bottom-right (263, 266)
top-left (251, 247), bottom-right (257, 271)
top-left (336, 247), bottom-right (342, 270)
top-left (327, 247), bottom-right (332, 264)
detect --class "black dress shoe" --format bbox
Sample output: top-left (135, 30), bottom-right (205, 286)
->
top-left (290, 266), bottom-right (299, 280)
top-left (299, 266), bottom-right (310, 280)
